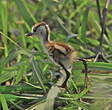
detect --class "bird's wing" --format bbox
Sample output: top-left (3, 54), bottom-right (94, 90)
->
top-left (54, 44), bottom-right (67, 55)
top-left (55, 43), bottom-right (78, 62)
top-left (48, 42), bottom-right (74, 55)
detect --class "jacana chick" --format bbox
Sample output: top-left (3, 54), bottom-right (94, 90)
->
top-left (26, 22), bottom-right (78, 88)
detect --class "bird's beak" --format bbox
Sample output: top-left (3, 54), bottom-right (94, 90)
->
top-left (25, 32), bottom-right (35, 36)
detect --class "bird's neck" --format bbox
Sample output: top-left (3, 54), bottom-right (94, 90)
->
top-left (41, 34), bottom-right (50, 44)
top-left (40, 33), bottom-right (50, 48)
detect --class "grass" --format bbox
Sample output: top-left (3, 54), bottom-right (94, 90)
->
top-left (0, 0), bottom-right (112, 110)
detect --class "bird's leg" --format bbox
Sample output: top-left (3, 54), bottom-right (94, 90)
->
top-left (58, 62), bottom-right (71, 89)
top-left (83, 60), bottom-right (88, 88)
top-left (79, 58), bottom-right (88, 88)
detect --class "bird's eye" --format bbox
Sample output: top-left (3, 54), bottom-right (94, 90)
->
top-left (33, 27), bottom-right (37, 32)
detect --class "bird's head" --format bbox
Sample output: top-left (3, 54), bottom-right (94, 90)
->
top-left (26, 22), bottom-right (50, 42)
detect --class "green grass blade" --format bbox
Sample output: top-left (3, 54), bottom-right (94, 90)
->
top-left (74, 62), bottom-right (112, 71)
top-left (88, 62), bottom-right (112, 71)
top-left (0, 1), bottom-right (8, 57)
top-left (79, 7), bottom-right (90, 44)
top-left (31, 58), bottom-right (46, 93)
top-left (0, 32), bottom-right (21, 48)
top-left (0, 71), bottom-right (17, 84)
top-left (14, 0), bottom-right (36, 26)
top-left (0, 94), bottom-right (9, 110)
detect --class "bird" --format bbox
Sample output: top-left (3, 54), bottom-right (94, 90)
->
top-left (26, 22), bottom-right (78, 88)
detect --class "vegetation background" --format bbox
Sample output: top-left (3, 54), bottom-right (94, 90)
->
top-left (0, 0), bottom-right (112, 110)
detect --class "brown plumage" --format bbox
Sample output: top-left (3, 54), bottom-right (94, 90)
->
top-left (26, 22), bottom-right (78, 88)
top-left (45, 42), bottom-right (78, 68)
